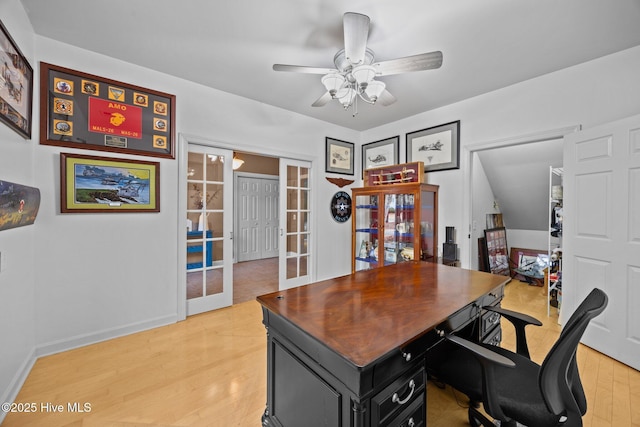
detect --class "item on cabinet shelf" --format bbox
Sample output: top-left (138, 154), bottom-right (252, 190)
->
top-left (370, 240), bottom-right (378, 260)
top-left (384, 247), bottom-right (397, 263)
top-left (359, 240), bottom-right (369, 258)
top-left (396, 222), bottom-right (409, 233)
top-left (400, 246), bottom-right (414, 261)
top-left (364, 162), bottom-right (424, 186)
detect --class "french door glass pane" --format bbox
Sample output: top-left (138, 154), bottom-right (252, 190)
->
top-left (186, 152), bottom-right (225, 300)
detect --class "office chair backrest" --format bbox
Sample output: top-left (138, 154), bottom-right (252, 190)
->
top-left (539, 288), bottom-right (608, 418)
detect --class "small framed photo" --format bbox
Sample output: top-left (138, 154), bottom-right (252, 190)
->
top-left (60, 153), bottom-right (160, 213)
top-left (325, 137), bottom-right (354, 175)
top-left (0, 19), bottom-right (33, 139)
top-left (484, 227), bottom-right (510, 276)
top-left (362, 136), bottom-right (399, 177)
top-left (406, 120), bottom-right (460, 173)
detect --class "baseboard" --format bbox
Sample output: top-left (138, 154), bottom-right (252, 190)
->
top-left (0, 348), bottom-right (37, 425)
top-left (36, 314), bottom-right (178, 358)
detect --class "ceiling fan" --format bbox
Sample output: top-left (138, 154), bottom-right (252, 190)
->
top-left (273, 12), bottom-right (443, 114)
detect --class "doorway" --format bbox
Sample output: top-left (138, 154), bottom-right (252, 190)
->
top-left (178, 135), bottom-right (315, 318)
top-left (233, 152), bottom-right (280, 304)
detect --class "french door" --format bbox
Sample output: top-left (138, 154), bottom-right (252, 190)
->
top-left (279, 159), bottom-right (312, 290)
top-left (185, 145), bottom-right (233, 315)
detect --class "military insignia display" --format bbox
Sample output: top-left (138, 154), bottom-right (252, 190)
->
top-left (330, 191), bottom-right (352, 223)
top-left (40, 62), bottom-right (175, 159)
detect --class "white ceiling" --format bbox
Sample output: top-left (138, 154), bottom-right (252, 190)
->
top-left (19, 0), bottom-right (640, 131)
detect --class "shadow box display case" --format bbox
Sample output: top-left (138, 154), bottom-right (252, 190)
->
top-left (352, 181), bottom-right (438, 272)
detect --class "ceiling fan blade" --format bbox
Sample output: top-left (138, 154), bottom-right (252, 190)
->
top-left (374, 51), bottom-right (443, 76)
top-left (378, 89), bottom-right (397, 106)
top-left (273, 64), bottom-right (337, 74)
top-left (343, 12), bottom-right (370, 65)
top-left (312, 92), bottom-right (332, 107)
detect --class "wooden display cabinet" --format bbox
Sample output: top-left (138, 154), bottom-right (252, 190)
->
top-left (352, 182), bottom-right (438, 272)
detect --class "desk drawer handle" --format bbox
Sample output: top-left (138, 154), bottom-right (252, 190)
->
top-left (392, 379), bottom-right (415, 405)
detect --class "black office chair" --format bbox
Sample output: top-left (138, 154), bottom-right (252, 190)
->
top-left (432, 288), bottom-right (608, 427)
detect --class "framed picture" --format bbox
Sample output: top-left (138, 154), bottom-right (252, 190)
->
top-left (0, 179), bottom-right (40, 231)
top-left (509, 247), bottom-right (548, 286)
top-left (60, 153), bottom-right (160, 213)
top-left (0, 19), bottom-right (33, 139)
top-left (325, 137), bottom-right (354, 175)
top-left (406, 120), bottom-right (460, 173)
top-left (41, 62), bottom-right (175, 159)
top-left (484, 227), bottom-right (510, 276)
top-left (362, 136), bottom-right (399, 177)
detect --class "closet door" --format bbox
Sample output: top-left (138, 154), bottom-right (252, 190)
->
top-left (237, 176), bottom-right (279, 262)
top-left (563, 114), bottom-right (640, 370)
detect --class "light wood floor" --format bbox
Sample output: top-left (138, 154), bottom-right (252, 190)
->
top-left (4, 279), bottom-right (639, 426)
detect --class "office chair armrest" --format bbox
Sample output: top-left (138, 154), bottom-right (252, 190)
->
top-left (445, 334), bottom-right (515, 422)
top-left (485, 306), bottom-right (542, 359)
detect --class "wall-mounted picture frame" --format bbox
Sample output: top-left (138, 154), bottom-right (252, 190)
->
top-left (362, 136), bottom-right (399, 178)
top-left (0, 19), bottom-right (33, 139)
top-left (484, 227), bottom-right (510, 276)
top-left (406, 120), bottom-right (460, 173)
top-left (41, 62), bottom-right (175, 159)
top-left (0, 179), bottom-right (40, 231)
top-left (325, 137), bottom-right (354, 175)
top-left (60, 152), bottom-right (160, 213)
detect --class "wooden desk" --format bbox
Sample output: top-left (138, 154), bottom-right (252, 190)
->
top-left (257, 262), bottom-right (509, 427)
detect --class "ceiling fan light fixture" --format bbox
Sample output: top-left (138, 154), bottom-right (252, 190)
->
top-left (365, 80), bottom-right (386, 102)
top-left (321, 73), bottom-right (346, 97)
top-left (339, 88), bottom-right (356, 108)
top-left (351, 65), bottom-right (376, 86)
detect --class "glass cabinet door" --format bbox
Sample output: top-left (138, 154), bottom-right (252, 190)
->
top-left (420, 189), bottom-right (436, 261)
top-left (354, 194), bottom-right (379, 271)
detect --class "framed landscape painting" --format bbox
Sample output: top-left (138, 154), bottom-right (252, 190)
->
top-left (60, 153), bottom-right (160, 213)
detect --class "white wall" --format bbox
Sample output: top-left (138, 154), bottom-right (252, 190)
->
top-left (361, 44), bottom-right (640, 268)
top-left (0, 0), bottom-right (38, 409)
top-left (471, 152), bottom-right (499, 270)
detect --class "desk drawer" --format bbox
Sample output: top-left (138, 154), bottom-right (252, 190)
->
top-left (387, 392), bottom-right (424, 427)
top-left (481, 309), bottom-right (501, 337)
top-left (372, 367), bottom-right (425, 426)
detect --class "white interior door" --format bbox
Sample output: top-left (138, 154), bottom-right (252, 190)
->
top-left (185, 146), bottom-right (233, 315)
top-left (279, 159), bottom-right (312, 290)
top-left (237, 176), bottom-right (279, 262)
top-left (563, 114), bottom-right (640, 370)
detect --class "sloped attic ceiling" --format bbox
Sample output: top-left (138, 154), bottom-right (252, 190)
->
top-left (477, 139), bottom-right (563, 231)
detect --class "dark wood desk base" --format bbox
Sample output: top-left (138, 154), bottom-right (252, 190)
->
top-left (258, 263), bottom-right (508, 427)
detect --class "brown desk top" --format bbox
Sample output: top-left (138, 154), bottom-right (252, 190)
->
top-left (257, 262), bottom-right (509, 368)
